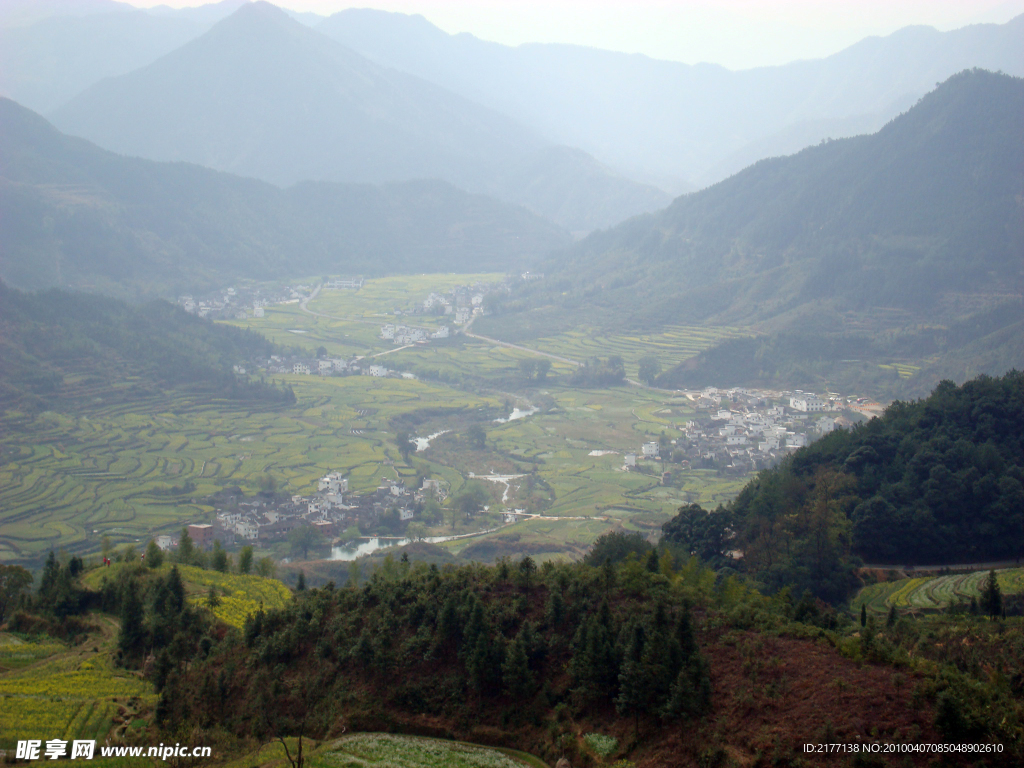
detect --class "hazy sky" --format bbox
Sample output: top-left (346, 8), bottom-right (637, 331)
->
top-left (132, 0), bottom-right (1024, 69)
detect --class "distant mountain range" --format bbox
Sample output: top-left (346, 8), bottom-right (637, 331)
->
top-left (316, 8), bottom-right (1024, 191)
top-left (482, 70), bottom-right (1024, 396)
top-left (4, 2), bottom-right (1021, 231)
top-left (47, 2), bottom-right (669, 232)
top-left (0, 98), bottom-right (570, 296)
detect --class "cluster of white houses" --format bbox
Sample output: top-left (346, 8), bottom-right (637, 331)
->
top-left (161, 472), bottom-right (450, 552)
top-left (381, 323), bottom-right (450, 344)
top-left (178, 283), bottom-right (313, 320)
top-left (621, 388), bottom-right (853, 475)
top-left (260, 354), bottom-right (415, 381)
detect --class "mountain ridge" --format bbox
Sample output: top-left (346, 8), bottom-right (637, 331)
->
top-left (0, 97), bottom-right (571, 296)
top-left (49, 1), bottom-right (670, 232)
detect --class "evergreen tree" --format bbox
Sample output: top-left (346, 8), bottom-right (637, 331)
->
top-left (646, 549), bottom-right (660, 573)
top-left (296, 571), bottom-right (306, 592)
top-left (211, 541), bottom-right (229, 572)
top-left (118, 579), bottom-right (145, 661)
top-left (167, 567), bottom-right (185, 614)
top-left (238, 545), bottom-right (254, 574)
top-left (518, 556), bottom-right (537, 591)
top-left (886, 605), bottom-right (897, 628)
top-left (177, 528), bottom-right (195, 565)
top-left (502, 635), bottom-right (533, 699)
top-left (860, 603), bottom-right (867, 627)
top-left (145, 540), bottom-right (164, 569)
top-left (615, 622), bottom-right (648, 737)
top-left (980, 570), bottom-right (1002, 620)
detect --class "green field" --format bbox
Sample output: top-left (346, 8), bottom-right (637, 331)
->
top-left (0, 621), bottom-right (155, 752)
top-left (317, 734), bottom-right (540, 768)
top-left (82, 563), bottom-right (292, 629)
top-left (523, 324), bottom-right (751, 380)
top-left (854, 568), bottom-right (1024, 614)
top-left (0, 375), bottom-right (497, 562)
top-left (2, 274), bottom-right (756, 567)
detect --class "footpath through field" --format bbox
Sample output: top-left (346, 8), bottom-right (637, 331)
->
top-left (462, 317), bottom-right (581, 366)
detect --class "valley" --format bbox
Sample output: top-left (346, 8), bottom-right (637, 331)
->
top-left (1, 2), bottom-right (1023, 764)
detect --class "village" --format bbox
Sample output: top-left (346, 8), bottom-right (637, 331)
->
top-left (156, 471), bottom-right (453, 557)
top-left (632, 386), bottom-right (881, 479)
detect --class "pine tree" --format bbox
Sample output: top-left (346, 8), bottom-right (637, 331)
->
top-left (118, 579), bottom-right (145, 661)
top-left (296, 571), bottom-right (306, 592)
top-left (615, 622), bottom-right (648, 737)
top-left (980, 570), bottom-right (1002, 620)
top-left (502, 635), bottom-right (533, 699)
top-left (860, 603), bottom-right (867, 627)
top-left (646, 549), bottom-right (660, 573)
top-left (238, 546), bottom-right (254, 574)
top-left (212, 541), bottom-right (229, 573)
top-left (886, 605), bottom-right (897, 628)
top-left (145, 540), bottom-right (163, 569)
top-left (177, 528), bottom-right (195, 565)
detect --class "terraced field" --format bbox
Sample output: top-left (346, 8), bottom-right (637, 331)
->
top-left (855, 568), bottom-right (1024, 614)
top-left (82, 563), bottom-right (293, 629)
top-left (0, 622), bottom-right (155, 752)
top-left (0, 376), bottom-right (497, 562)
top-left (219, 734), bottom-right (546, 768)
top-left (2, 274), bottom-right (758, 568)
top-left (523, 325), bottom-right (751, 381)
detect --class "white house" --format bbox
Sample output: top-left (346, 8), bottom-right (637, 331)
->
top-left (431, 326), bottom-right (450, 339)
top-left (318, 360), bottom-right (333, 374)
top-left (624, 453), bottom-right (637, 467)
top-left (641, 441), bottom-right (660, 458)
top-left (235, 521), bottom-right (259, 540)
top-left (318, 472), bottom-right (348, 493)
top-left (791, 395), bottom-right (825, 412)
top-left (381, 324), bottom-right (396, 340)
top-left (367, 365), bottom-right (387, 377)
top-left (293, 363), bottom-right (310, 375)
top-left (399, 508), bottom-right (415, 521)
top-left (454, 308), bottom-right (471, 325)
top-left (253, 306), bottom-right (264, 318)
top-left (471, 294), bottom-right (484, 307)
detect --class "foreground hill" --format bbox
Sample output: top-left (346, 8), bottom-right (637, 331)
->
top-left (49, 2), bottom-right (669, 232)
top-left (0, 98), bottom-right (570, 295)
top-left (488, 70), bottom-right (1024, 397)
top-left (723, 371), bottom-right (1024, 601)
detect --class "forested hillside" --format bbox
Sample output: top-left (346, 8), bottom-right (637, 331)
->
top-left (0, 97), bottom-right (570, 296)
top-left (538, 69), bottom-right (1023, 326)
top-left (0, 281), bottom-right (293, 410)
top-left (726, 371), bottom-right (1024, 601)
top-left (490, 69), bottom-right (1024, 397)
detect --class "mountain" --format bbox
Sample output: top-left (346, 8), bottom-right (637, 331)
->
top-left (481, 71), bottom-right (1024, 397)
top-left (0, 280), bottom-right (294, 412)
top-left (317, 9), bottom-right (1024, 191)
top-left (0, 0), bottom-right (132, 28)
top-left (0, 10), bottom-right (204, 114)
top-left (49, 2), bottom-right (669, 232)
top-left (0, 98), bottom-right (570, 296)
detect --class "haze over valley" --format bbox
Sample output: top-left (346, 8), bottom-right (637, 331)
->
top-left (1, 2), bottom-right (1023, 766)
